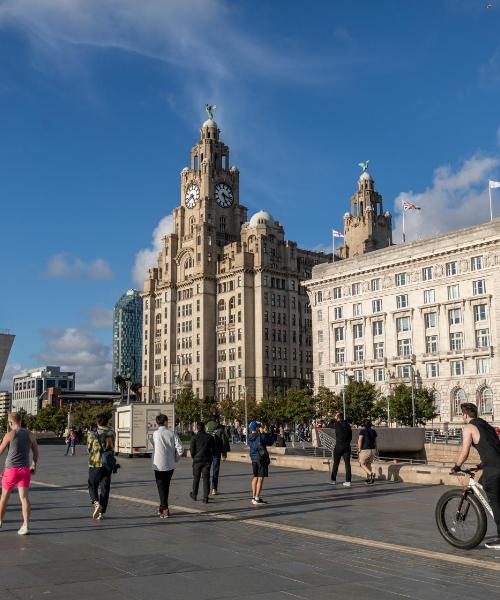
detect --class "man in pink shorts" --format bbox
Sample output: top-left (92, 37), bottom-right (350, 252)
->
top-left (0, 412), bottom-right (39, 535)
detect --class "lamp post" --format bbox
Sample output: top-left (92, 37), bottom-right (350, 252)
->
top-left (243, 386), bottom-right (248, 446)
top-left (387, 395), bottom-right (390, 428)
top-left (410, 365), bottom-right (416, 427)
top-left (342, 369), bottom-right (347, 418)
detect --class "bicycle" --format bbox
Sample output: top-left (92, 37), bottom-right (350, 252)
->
top-left (435, 467), bottom-right (493, 549)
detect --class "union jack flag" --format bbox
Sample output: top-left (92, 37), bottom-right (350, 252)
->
top-left (332, 229), bottom-right (344, 238)
top-left (402, 200), bottom-right (421, 211)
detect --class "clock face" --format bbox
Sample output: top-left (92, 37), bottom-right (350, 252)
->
top-left (185, 183), bottom-right (200, 209)
top-left (215, 183), bottom-right (234, 208)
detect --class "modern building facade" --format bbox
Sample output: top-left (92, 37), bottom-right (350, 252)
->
top-left (141, 113), bottom-right (330, 403)
top-left (12, 366), bottom-right (76, 415)
top-left (305, 204), bottom-right (500, 425)
top-left (0, 391), bottom-right (11, 418)
top-left (112, 289), bottom-right (143, 389)
top-left (0, 330), bottom-right (15, 386)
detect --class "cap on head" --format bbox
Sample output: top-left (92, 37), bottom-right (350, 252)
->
top-left (248, 421), bottom-right (261, 432)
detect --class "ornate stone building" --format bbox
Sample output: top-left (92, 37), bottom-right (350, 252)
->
top-left (141, 114), bottom-right (329, 403)
top-left (304, 175), bottom-right (500, 425)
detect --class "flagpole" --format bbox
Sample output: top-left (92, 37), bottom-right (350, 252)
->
top-left (489, 183), bottom-right (493, 222)
top-left (402, 199), bottom-right (406, 243)
top-left (332, 231), bottom-right (335, 262)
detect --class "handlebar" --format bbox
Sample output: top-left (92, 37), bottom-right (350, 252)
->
top-left (449, 466), bottom-right (480, 476)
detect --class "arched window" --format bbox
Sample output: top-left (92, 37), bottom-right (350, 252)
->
top-left (218, 299), bottom-right (225, 313)
top-left (155, 314), bottom-right (161, 324)
top-left (189, 217), bottom-right (196, 236)
top-left (451, 388), bottom-right (467, 417)
top-left (478, 387), bottom-right (494, 415)
top-left (229, 296), bottom-right (236, 310)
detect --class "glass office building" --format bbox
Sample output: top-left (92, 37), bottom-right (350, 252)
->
top-left (112, 289), bottom-right (143, 389)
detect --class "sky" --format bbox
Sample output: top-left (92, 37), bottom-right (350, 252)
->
top-left (1, 0), bottom-right (500, 390)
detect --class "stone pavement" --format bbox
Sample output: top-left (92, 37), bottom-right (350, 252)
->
top-left (0, 446), bottom-right (499, 600)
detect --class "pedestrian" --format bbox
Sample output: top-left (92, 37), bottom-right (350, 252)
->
top-left (152, 414), bottom-right (183, 519)
top-left (189, 422), bottom-right (214, 504)
top-left (248, 421), bottom-right (274, 505)
top-left (64, 427), bottom-right (77, 456)
top-left (87, 413), bottom-right (116, 520)
top-left (358, 419), bottom-right (377, 484)
top-left (206, 420), bottom-right (231, 495)
top-left (330, 412), bottom-right (352, 487)
top-left (0, 412), bottom-right (39, 535)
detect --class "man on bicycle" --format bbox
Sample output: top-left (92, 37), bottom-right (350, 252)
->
top-left (453, 402), bottom-right (500, 549)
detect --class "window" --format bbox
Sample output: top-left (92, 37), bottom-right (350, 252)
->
top-left (334, 307), bottom-right (343, 320)
top-left (351, 282), bottom-right (362, 296)
top-left (423, 289), bottom-right (435, 304)
top-left (424, 312), bottom-right (437, 328)
top-left (475, 328), bottom-right (490, 348)
top-left (395, 272), bottom-right (407, 287)
top-left (318, 352), bottom-right (323, 366)
top-left (371, 278), bottom-right (381, 291)
top-left (372, 299), bottom-right (383, 313)
top-left (474, 304), bottom-right (487, 322)
top-left (422, 266), bottom-right (433, 281)
top-left (476, 358), bottom-right (490, 374)
top-left (397, 338), bottom-right (412, 357)
top-left (448, 308), bottom-right (462, 325)
top-left (333, 286), bottom-right (342, 299)
top-left (374, 368), bottom-right (385, 382)
top-left (450, 332), bottom-right (463, 351)
top-left (353, 324), bottom-right (364, 339)
top-left (373, 320), bottom-right (383, 336)
top-left (478, 387), bottom-right (493, 415)
top-left (446, 261), bottom-right (457, 276)
top-left (354, 345), bottom-right (364, 360)
top-left (318, 372), bottom-right (325, 387)
top-left (471, 256), bottom-right (483, 271)
top-left (447, 284), bottom-right (460, 300)
top-left (396, 316), bottom-right (411, 332)
top-left (451, 388), bottom-right (466, 416)
top-left (335, 347), bottom-right (345, 363)
top-left (396, 294), bottom-right (408, 309)
top-left (397, 365), bottom-right (412, 378)
top-left (354, 369), bottom-right (364, 382)
top-left (451, 360), bottom-right (464, 376)
top-left (472, 279), bottom-right (486, 295)
top-left (353, 303), bottom-right (363, 316)
top-left (373, 342), bottom-right (384, 359)
top-left (334, 371), bottom-right (346, 385)
top-left (334, 327), bottom-right (344, 342)
top-left (317, 310), bottom-right (323, 322)
top-left (317, 330), bottom-right (324, 343)
top-left (426, 363), bottom-right (439, 378)
top-left (426, 335), bottom-right (438, 353)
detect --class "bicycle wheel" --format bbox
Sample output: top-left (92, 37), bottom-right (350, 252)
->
top-left (435, 489), bottom-right (487, 549)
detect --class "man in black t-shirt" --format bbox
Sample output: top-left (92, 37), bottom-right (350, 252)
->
top-left (330, 412), bottom-right (352, 487)
top-left (358, 419), bottom-right (377, 484)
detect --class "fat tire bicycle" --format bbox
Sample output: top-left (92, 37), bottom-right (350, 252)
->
top-left (435, 467), bottom-right (493, 550)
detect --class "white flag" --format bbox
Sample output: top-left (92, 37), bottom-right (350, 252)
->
top-left (489, 180), bottom-right (500, 189)
top-left (332, 229), bottom-right (344, 238)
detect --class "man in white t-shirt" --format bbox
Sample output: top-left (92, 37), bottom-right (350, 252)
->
top-left (152, 414), bottom-right (183, 518)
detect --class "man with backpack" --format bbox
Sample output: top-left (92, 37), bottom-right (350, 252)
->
top-left (87, 413), bottom-right (116, 520)
top-left (248, 421), bottom-right (274, 505)
top-left (206, 420), bottom-right (231, 496)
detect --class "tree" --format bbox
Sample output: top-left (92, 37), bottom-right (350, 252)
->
top-left (387, 384), bottom-right (438, 426)
top-left (344, 379), bottom-right (380, 426)
top-left (315, 387), bottom-right (342, 423)
top-left (35, 406), bottom-right (68, 436)
top-left (258, 393), bottom-right (286, 426)
top-left (0, 415), bottom-right (7, 433)
top-left (71, 403), bottom-right (113, 430)
top-left (175, 389), bottom-right (201, 428)
top-left (200, 395), bottom-right (218, 421)
top-left (284, 388), bottom-right (316, 424)
top-left (218, 395), bottom-right (236, 423)
top-left (234, 395), bottom-right (259, 424)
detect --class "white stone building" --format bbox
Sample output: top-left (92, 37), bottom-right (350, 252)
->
top-left (12, 366), bottom-right (76, 415)
top-left (0, 391), bottom-right (11, 418)
top-left (304, 171), bottom-right (500, 426)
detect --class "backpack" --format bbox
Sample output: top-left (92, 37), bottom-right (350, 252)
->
top-left (94, 431), bottom-right (116, 473)
top-left (256, 434), bottom-right (270, 467)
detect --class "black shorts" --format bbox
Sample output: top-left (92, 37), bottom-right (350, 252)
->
top-left (252, 461), bottom-right (269, 478)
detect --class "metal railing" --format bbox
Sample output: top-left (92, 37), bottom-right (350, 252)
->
top-left (424, 429), bottom-right (463, 445)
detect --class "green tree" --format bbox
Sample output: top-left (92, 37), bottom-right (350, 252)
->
top-left (387, 384), bottom-right (438, 426)
top-left (200, 395), bottom-right (218, 421)
top-left (72, 403), bottom-right (113, 431)
top-left (234, 395), bottom-right (259, 424)
top-left (0, 415), bottom-right (7, 433)
top-left (315, 387), bottom-right (342, 423)
top-left (35, 406), bottom-right (68, 436)
top-left (284, 388), bottom-right (316, 424)
top-left (175, 389), bottom-right (202, 428)
top-left (258, 393), bottom-right (286, 426)
top-left (344, 379), bottom-right (380, 426)
top-left (218, 395), bottom-right (236, 423)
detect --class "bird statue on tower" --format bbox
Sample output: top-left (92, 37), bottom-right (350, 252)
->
top-left (206, 104), bottom-right (217, 120)
top-left (358, 160), bottom-right (370, 172)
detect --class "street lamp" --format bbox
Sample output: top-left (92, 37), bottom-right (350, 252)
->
top-left (410, 364), bottom-right (416, 427)
top-left (342, 369), bottom-right (347, 418)
top-left (243, 385), bottom-right (248, 446)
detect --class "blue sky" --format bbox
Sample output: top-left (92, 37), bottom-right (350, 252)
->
top-left (1, 0), bottom-right (499, 389)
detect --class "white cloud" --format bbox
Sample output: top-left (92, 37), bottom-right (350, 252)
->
top-left (84, 306), bottom-right (113, 329)
top-left (44, 254), bottom-right (113, 280)
top-left (393, 154), bottom-right (500, 243)
top-left (36, 328), bottom-right (112, 390)
top-left (132, 215), bottom-right (173, 288)
top-left (0, 362), bottom-right (24, 391)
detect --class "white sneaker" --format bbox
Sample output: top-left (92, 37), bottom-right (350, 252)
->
top-left (17, 526), bottom-right (29, 536)
top-left (92, 501), bottom-right (102, 520)
top-left (329, 481), bottom-right (336, 485)
top-left (251, 498), bottom-right (259, 505)
top-left (211, 489), bottom-right (218, 496)
top-left (342, 482), bottom-right (351, 488)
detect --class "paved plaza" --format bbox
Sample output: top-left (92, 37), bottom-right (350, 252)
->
top-left (1, 446), bottom-right (499, 600)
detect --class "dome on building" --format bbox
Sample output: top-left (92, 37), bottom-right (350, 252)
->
top-left (249, 210), bottom-right (275, 228)
top-left (359, 171), bottom-right (373, 181)
top-left (181, 167), bottom-right (189, 174)
top-left (202, 118), bottom-right (218, 128)
top-left (230, 165), bottom-right (239, 173)
top-left (343, 212), bottom-right (351, 219)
